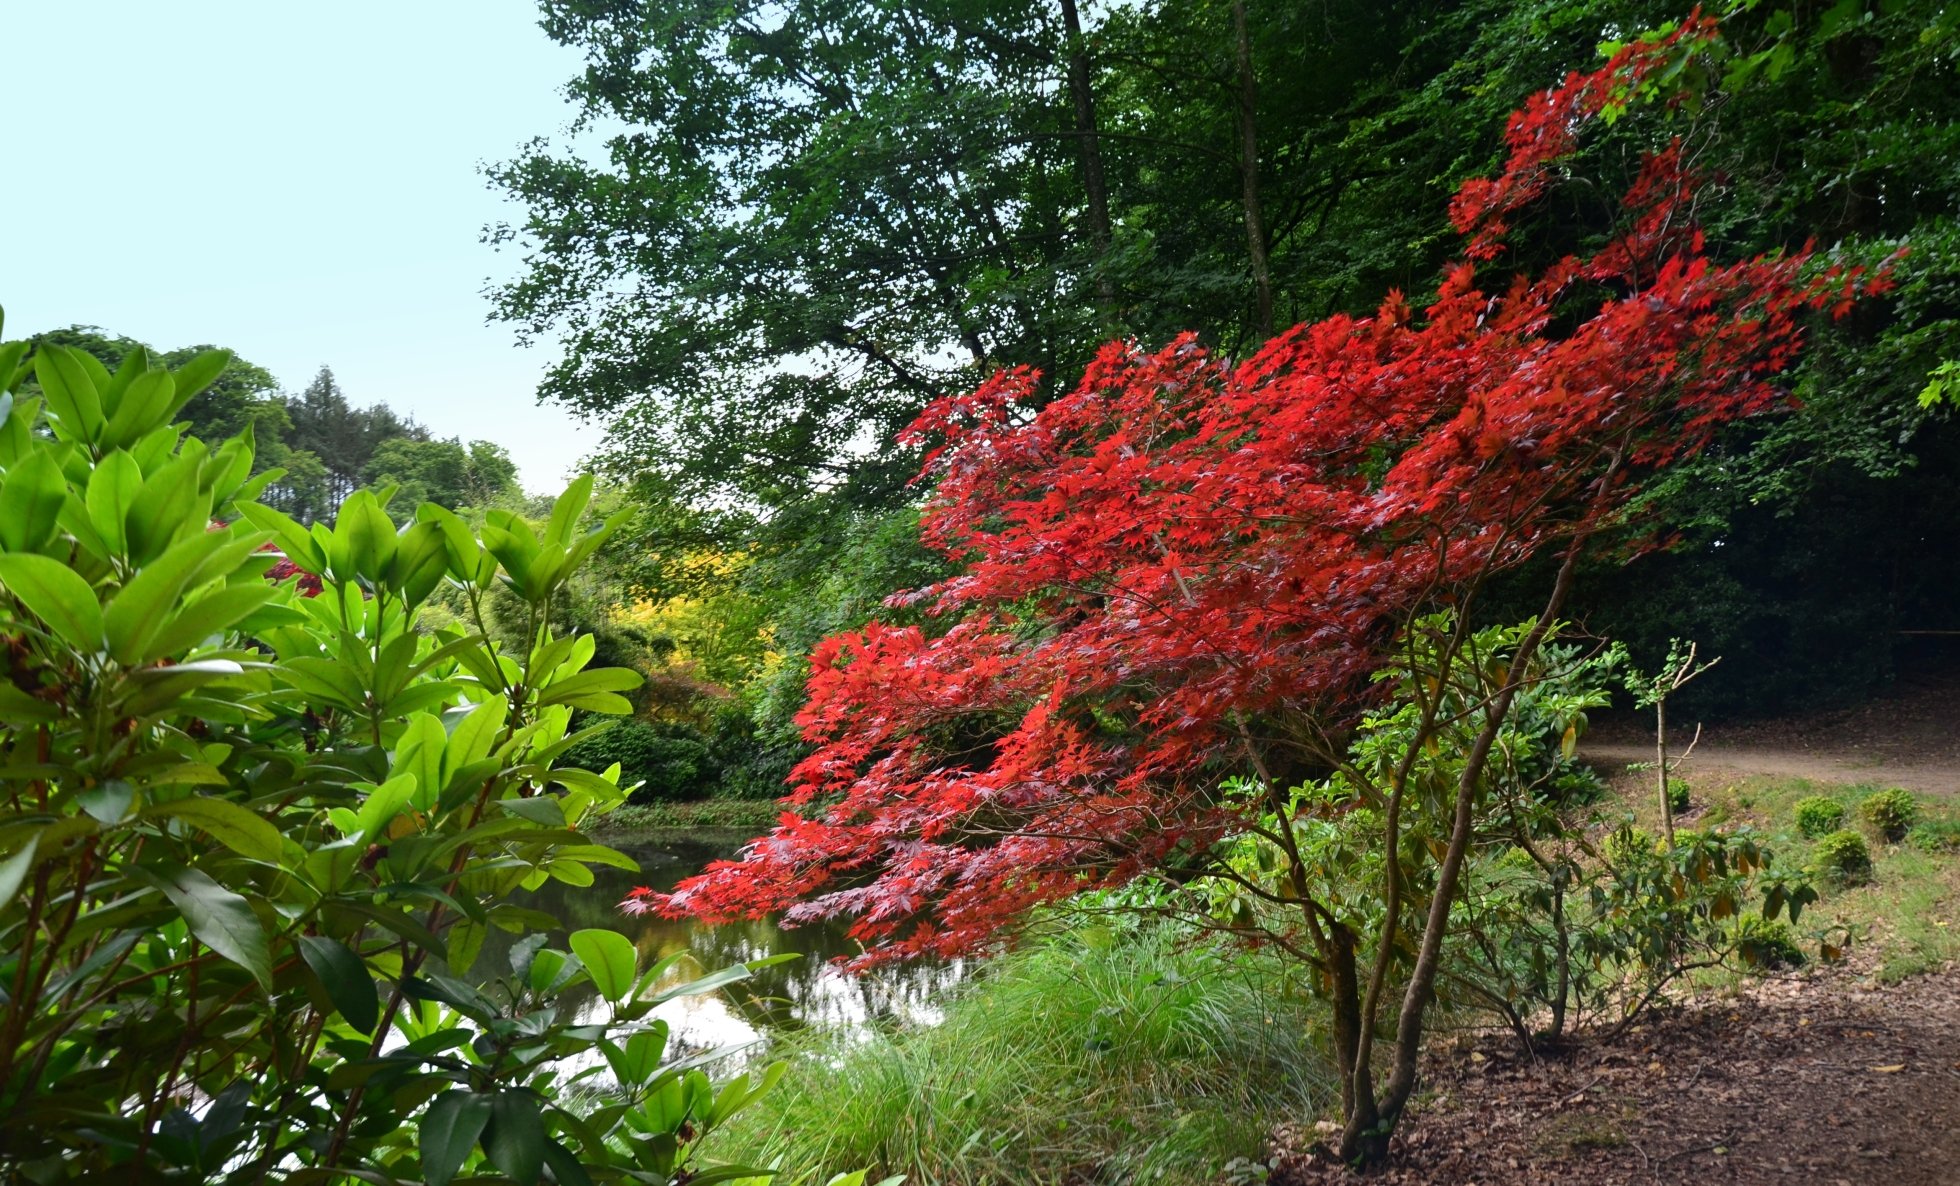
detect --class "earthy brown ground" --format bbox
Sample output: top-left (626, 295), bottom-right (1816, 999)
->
top-left (1267, 675), bottom-right (1960, 1185)
top-left (1268, 968), bottom-right (1960, 1185)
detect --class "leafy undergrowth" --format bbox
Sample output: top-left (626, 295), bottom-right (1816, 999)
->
top-left (1608, 770), bottom-right (1960, 982)
top-left (711, 923), bottom-right (1334, 1186)
top-left (592, 798), bottom-right (790, 832)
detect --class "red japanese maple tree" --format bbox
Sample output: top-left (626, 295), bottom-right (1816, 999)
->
top-left (632, 16), bottom-right (1886, 1163)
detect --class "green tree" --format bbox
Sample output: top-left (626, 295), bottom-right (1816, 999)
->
top-left (365, 435), bottom-right (521, 514)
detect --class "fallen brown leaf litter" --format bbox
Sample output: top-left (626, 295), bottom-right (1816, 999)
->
top-left (1267, 965), bottom-right (1960, 1184)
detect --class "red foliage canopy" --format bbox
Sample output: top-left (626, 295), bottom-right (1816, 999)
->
top-left (631, 21), bottom-right (1889, 962)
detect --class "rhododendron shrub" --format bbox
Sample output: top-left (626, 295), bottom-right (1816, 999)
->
top-left (636, 18), bottom-right (1889, 1164)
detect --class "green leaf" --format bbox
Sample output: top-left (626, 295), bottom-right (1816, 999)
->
top-left (421, 1091), bottom-right (493, 1186)
top-left (0, 681), bottom-right (58, 722)
top-left (443, 696), bottom-right (508, 784)
top-left (33, 345), bottom-right (105, 444)
top-left (538, 1139), bottom-right (595, 1186)
top-left (0, 448), bottom-right (67, 553)
top-left (486, 1092), bottom-right (547, 1186)
top-left (101, 369), bottom-right (176, 449)
top-left (296, 934), bottom-right (380, 1033)
top-left (352, 774), bottom-right (418, 843)
top-left (536, 667), bottom-right (644, 706)
top-left (86, 449), bottom-right (142, 557)
top-left (497, 797), bottom-right (566, 827)
top-left (0, 834), bottom-right (41, 912)
top-left (103, 530), bottom-right (232, 663)
top-left (160, 349), bottom-right (231, 422)
top-left (77, 780), bottom-right (136, 824)
top-left (145, 797), bottom-right (284, 862)
top-left (568, 928), bottom-right (638, 1003)
top-left (546, 474), bottom-right (593, 545)
top-left (237, 501), bottom-right (327, 573)
top-left (447, 916), bottom-right (487, 977)
top-left (148, 865), bottom-right (273, 990)
top-left (393, 712), bottom-right (449, 810)
top-left (335, 490), bottom-right (397, 584)
top-left (142, 584), bottom-right (278, 659)
top-left (124, 453), bottom-right (202, 565)
top-left (0, 554), bottom-right (103, 650)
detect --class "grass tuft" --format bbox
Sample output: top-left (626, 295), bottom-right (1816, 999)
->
top-left (713, 922), bottom-right (1334, 1186)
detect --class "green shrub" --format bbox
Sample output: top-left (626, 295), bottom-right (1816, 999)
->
top-left (1604, 825), bottom-right (1659, 865)
top-left (1732, 915), bottom-right (1806, 969)
top-left (1907, 818), bottom-right (1960, 853)
top-left (0, 335), bottom-right (784, 1183)
top-left (566, 717), bottom-right (717, 801)
top-left (1794, 796), bottom-right (1847, 838)
top-left (1859, 788), bottom-right (1918, 841)
top-left (1667, 778), bottom-right (1691, 814)
top-left (1812, 830), bottom-right (1875, 886)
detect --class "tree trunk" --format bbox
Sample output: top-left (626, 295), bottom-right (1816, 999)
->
top-left (1058, 0), bottom-right (1116, 316)
top-left (1232, 0), bottom-right (1274, 338)
top-left (1657, 698), bottom-right (1676, 845)
top-left (1351, 537), bottom-right (1592, 1164)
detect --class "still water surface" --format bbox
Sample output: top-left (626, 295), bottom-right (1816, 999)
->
top-left (478, 829), bottom-right (962, 1056)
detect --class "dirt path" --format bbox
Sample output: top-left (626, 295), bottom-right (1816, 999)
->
top-left (1581, 673), bottom-right (1960, 797)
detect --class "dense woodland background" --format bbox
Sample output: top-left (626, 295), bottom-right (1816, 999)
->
top-left (46, 0), bottom-right (1960, 804)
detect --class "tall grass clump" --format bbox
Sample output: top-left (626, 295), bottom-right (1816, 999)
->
top-left (714, 921), bottom-right (1333, 1185)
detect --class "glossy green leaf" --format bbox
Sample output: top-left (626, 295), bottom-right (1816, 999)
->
top-left (33, 345), bottom-right (105, 444)
top-left (146, 797), bottom-right (283, 862)
top-left (159, 349), bottom-right (231, 421)
top-left (103, 530), bottom-right (232, 664)
top-left (148, 866), bottom-right (273, 990)
top-left (545, 474), bottom-right (593, 545)
top-left (0, 448), bottom-right (66, 553)
top-left (569, 928), bottom-right (638, 1003)
top-left (101, 369), bottom-right (175, 449)
top-left (85, 449), bottom-right (142, 557)
top-left (485, 1091), bottom-right (546, 1186)
top-left (123, 454), bottom-right (201, 564)
top-left (0, 834), bottom-right (40, 912)
top-left (295, 934), bottom-right (379, 1033)
top-left (237, 501), bottom-right (327, 573)
top-left (142, 584), bottom-right (278, 660)
top-left (0, 554), bottom-right (103, 650)
top-left (421, 1091), bottom-right (492, 1186)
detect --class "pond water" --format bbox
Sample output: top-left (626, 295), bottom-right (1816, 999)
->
top-left (476, 828), bottom-right (963, 1057)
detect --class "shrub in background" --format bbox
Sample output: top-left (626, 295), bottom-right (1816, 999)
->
top-left (1794, 796), bottom-right (1847, 839)
top-left (1667, 778), bottom-right (1691, 814)
top-left (1859, 788), bottom-right (1918, 842)
top-left (566, 717), bottom-right (716, 802)
top-left (1812, 830), bottom-right (1875, 886)
top-left (1731, 915), bottom-right (1806, 970)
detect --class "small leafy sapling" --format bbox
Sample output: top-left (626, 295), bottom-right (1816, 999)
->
top-left (1626, 639), bottom-right (1720, 847)
top-left (1794, 796), bottom-right (1847, 838)
top-left (1812, 830), bottom-right (1874, 886)
top-left (1859, 788), bottom-right (1918, 842)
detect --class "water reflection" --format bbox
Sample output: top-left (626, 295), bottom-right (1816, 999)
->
top-left (478, 828), bottom-right (962, 1056)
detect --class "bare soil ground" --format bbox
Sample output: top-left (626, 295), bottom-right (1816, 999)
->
top-left (1269, 967), bottom-right (1960, 1185)
top-left (1268, 675), bottom-right (1960, 1184)
top-left (1583, 673), bottom-right (1960, 797)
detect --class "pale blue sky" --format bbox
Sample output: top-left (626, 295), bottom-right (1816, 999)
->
top-left (2, 0), bottom-right (603, 491)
